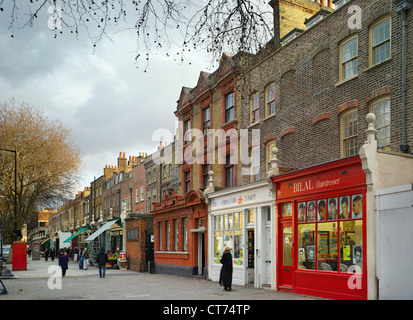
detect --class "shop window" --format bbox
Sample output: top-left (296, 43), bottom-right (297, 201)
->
top-left (165, 220), bottom-right (170, 251)
top-left (174, 219), bottom-right (179, 251)
top-left (182, 218), bottom-right (188, 251)
top-left (213, 212), bottom-right (243, 263)
top-left (282, 202), bottom-right (292, 217)
top-left (297, 194), bottom-right (363, 273)
top-left (158, 221), bottom-right (162, 251)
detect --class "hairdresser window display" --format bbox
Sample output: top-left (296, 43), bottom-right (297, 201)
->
top-left (297, 194), bottom-right (363, 273)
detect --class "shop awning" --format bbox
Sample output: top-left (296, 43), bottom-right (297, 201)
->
top-left (84, 219), bottom-right (120, 242)
top-left (63, 226), bottom-right (90, 243)
top-left (41, 234), bottom-right (55, 244)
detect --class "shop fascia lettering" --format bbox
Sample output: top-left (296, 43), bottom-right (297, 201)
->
top-left (293, 178), bottom-right (341, 193)
top-left (210, 184), bottom-right (272, 210)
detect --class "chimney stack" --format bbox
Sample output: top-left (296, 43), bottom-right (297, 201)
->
top-left (269, 0), bottom-right (334, 49)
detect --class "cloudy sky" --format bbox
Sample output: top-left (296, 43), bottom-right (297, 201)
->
top-left (0, 2), bottom-right (215, 195)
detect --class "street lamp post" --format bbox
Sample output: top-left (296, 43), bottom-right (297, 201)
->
top-left (0, 148), bottom-right (17, 241)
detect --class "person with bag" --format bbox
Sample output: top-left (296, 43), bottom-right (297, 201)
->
top-left (219, 246), bottom-right (233, 291)
top-left (96, 248), bottom-right (108, 278)
top-left (82, 248), bottom-right (89, 270)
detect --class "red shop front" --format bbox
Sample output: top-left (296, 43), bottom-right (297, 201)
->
top-left (271, 156), bottom-right (367, 300)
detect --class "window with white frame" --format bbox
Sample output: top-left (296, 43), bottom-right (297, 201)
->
top-left (370, 17), bottom-right (391, 66)
top-left (371, 98), bottom-right (391, 149)
top-left (251, 147), bottom-right (260, 182)
top-left (266, 83), bottom-right (276, 117)
top-left (340, 36), bottom-right (358, 81)
top-left (341, 109), bottom-right (358, 157)
top-left (251, 93), bottom-right (260, 124)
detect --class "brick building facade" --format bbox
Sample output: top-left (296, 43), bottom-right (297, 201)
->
top-left (239, 0), bottom-right (412, 183)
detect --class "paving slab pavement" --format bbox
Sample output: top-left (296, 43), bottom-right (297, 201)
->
top-left (0, 257), bottom-right (322, 301)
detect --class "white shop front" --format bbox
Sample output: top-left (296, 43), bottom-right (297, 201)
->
top-left (206, 180), bottom-right (275, 288)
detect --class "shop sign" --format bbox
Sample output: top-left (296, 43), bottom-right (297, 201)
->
top-left (210, 186), bottom-right (272, 210)
top-left (274, 161), bottom-right (365, 199)
top-left (161, 199), bottom-right (175, 208)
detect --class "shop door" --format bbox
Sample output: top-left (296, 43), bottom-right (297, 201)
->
top-left (264, 226), bottom-right (272, 285)
top-left (247, 229), bottom-right (255, 284)
top-left (278, 220), bottom-right (293, 288)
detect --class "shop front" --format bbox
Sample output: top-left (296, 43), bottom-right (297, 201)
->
top-left (151, 190), bottom-right (208, 277)
top-left (84, 218), bottom-right (122, 268)
top-left (206, 180), bottom-right (274, 288)
top-left (271, 156), bottom-right (367, 300)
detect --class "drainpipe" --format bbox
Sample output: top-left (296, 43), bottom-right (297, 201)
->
top-left (395, 0), bottom-right (412, 153)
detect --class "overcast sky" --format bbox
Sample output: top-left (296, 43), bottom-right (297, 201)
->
top-left (0, 2), bottom-right (215, 195)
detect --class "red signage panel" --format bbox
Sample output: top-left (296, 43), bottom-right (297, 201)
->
top-left (272, 157), bottom-right (366, 200)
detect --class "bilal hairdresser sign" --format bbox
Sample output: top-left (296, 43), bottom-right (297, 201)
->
top-left (272, 157), bottom-right (366, 199)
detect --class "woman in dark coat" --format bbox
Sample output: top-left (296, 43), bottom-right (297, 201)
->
top-left (219, 246), bottom-right (233, 291)
top-left (59, 250), bottom-right (69, 277)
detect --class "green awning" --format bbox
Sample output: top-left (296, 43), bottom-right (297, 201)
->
top-left (63, 226), bottom-right (90, 243)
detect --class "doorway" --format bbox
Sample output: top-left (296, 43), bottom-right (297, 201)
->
top-left (247, 228), bottom-right (255, 284)
top-left (278, 202), bottom-right (293, 288)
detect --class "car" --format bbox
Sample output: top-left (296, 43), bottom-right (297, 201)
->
top-left (1, 245), bottom-right (11, 262)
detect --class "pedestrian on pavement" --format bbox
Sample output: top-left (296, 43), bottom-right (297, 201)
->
top-left (219, 246), bottom-right (233, 291)
top-left (82, 248), bottom-right (89, 270)
top-left (74, 247), bottom-right (79, 262)
top-left (78, 248), bottom-right (83, 269)
top-left (50, 247), bottom-right (56, 261)
top-left (44, 248), bottom-right (49, 261)
top-left (59, 250), bottom-right (69, 277)
top-left (96, 248), bottom-right (108, 278)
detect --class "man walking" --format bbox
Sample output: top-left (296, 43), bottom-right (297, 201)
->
top-left (96, 248), bottom-right (108, 278)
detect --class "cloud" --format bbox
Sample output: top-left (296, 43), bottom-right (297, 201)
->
top-left (0, 6), bottom-right (211, 194)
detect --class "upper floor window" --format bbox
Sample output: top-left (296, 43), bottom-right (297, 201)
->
top-left (266, 83), bottom-right (276, 117)
top-left (184, 119), bottom-right (191, 143)
top-left (370, 17), bottom-right (391, 66)
top-left (203, 107), bottom-right (211, 134)
top-left (225, 154), bottom-right (235, 187)
top-left (371, 98), bottom-right (391, 149)
top-left (184, 171), bottom-right (191, 193)
top-left (251, 93), bottom-right (260, 124)
top-left (203, 164), bottom-right (211, 188)
top-left (340, 109), bottom-right (358, 157)
top-left (266, 140), bottom-right (276, 172)
top-left (225, 92), bottom-right (234, 122)
top-left (251, 147), bottom-right (260, 182)
top-left (340, 36), bottom-right (358, 81)
top-left (140, 186), bottom-right (144, 201)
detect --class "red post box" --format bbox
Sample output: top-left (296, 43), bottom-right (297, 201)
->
top-left (12, 241), bottom-right (27, 271)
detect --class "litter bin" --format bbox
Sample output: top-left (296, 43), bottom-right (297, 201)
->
top-left (12, 241), bottom-right (27, 271)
